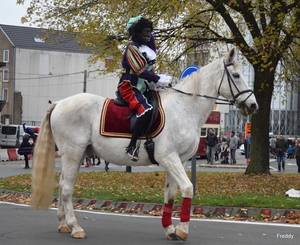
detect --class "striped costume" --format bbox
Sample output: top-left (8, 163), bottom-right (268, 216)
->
top-left (117, 42), bottom-right (160, 117)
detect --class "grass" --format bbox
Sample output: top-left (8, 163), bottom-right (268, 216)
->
top-left (1, 171), bottom-right (300, 209)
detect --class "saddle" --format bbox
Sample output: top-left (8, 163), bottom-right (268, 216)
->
top-left (114, 90), bottom-right (159, 134)
top-left (113, 90), bottom-right (160, 165)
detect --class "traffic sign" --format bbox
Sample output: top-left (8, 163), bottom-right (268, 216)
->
top-left (180, 65), bottom-right (200, 79)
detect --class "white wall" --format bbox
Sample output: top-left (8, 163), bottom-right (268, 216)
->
top-left (15, 48), bottom-right (119, 123)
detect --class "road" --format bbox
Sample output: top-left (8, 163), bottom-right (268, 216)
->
top-left (1, 150), bottom-right (299, 244)
top-left (0, 202), bottom-right (299, 245)
top-left (0, 149), bottom-right (298, 177)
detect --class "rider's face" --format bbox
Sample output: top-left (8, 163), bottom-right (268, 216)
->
top-left (141, 27), bottom-right (152, 41)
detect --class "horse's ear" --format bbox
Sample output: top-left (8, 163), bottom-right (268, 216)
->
top-left (225, 48), bottom-right (236, 64)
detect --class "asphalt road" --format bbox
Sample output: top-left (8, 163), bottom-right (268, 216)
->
top-left (0, 202), bottom-right (299, 245)
top-left (1, 150), bottom-right (300, 244)
top-left (0, 149), bottom-right (298, 178)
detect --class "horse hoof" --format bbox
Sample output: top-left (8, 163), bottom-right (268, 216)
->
top-left (175, 229), bottom-right (188, 241)
top-left (72, 231), bottom-right (87, 239)
top-left (166, 233), bottom-right (180, 240)
top-left (58, 227), bottom-right (71, 233)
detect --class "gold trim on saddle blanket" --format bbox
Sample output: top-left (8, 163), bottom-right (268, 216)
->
top-left (99, 94), bottom-right (165, 138)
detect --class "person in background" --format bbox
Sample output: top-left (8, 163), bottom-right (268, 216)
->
top-left (220, 140), bottom-right (229, 164)
top-left (18, 124), bottom-right (36, 169)
top-left (287, 145), bottom-right (295, 159)
top-left (85, 156), bottom-right (92, 168)
top-left (275, 135), bottom-right (287, 172)
top-left (269, 135), bottom-right (277, 158)
top-left (229, 130), bottom-right (239, 164)
top-left (18, 134), bottom-right (32, 169)
top-left (294, 140), bottom-right (300, 173)
top-left (205, 128), bottom-right (218, 165)
top-left (214, 140), bottom-right (221, 163)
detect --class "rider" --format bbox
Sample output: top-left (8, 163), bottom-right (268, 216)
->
top-left (117, 16), bottom-right (171, 161)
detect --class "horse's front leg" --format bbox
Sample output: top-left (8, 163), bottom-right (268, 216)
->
top-left (162, 172), bottom-right (179, 240)
top-left (161, 155), bottom-right (193, 241)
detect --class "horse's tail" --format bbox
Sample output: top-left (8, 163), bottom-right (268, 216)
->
top-left (30, 103), bottom-right (56, 210)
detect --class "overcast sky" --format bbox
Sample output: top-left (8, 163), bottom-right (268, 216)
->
top-left (0, 1), bottom-right (31, 26)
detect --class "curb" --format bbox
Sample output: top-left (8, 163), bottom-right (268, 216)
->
top-left (197, 164), bottom-right (247, 168)
top-left (1, 189), bottom-right (300, 222)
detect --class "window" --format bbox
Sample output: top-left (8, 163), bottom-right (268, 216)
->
top-left (201, 128), bottom-right (207, 136)
top-left (3, 69), bottom-right (8, 82)
top-left (2, 88), bottom-right (8, 102)
top-left (1, 126), bottom-right (16, 135)
top-left (3, 50), bottom-right (9, 62)
top-left (33, 37), bottom-right (45, 43)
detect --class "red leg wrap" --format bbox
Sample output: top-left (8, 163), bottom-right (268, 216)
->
top-left (162, 203), bottom-right (173, 228)
top-left (180, 198), bottom-right (192, 222)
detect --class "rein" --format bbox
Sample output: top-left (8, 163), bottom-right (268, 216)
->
top-left (168, 87), bottom-right (233, 105)
top-left (169, 60), bottom-right (253, 106)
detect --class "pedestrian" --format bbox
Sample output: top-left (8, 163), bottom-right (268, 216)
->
top-left (18, 134), bottom-right (33, 169)
top-left (275, 135), bottom-right (288, 172)
top-left (91, 155), bottom-right (101, 166)
top-left (294, 140), bottom-right (300, 173)
top-left (220, 140), bottom-right (229, 164)
top-left (269, 135), bottom-right (277, 158)
top-left (243, 137), bottom-right (249, 159)
top-left (229, 130), bottom-right (239, 164)
top-left (205, 128), bottom-right (218, 164)
top-left (85, 156), bottom-right (92, 168)
top-left (117, 16), bottom-right (171, 161)
top-left (214, 141), bottom-right (221, 163)
top-left (287, 145), bottom-right (294, 159)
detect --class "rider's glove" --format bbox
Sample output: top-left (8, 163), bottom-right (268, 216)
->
top-left (148, 81), bottom-right (165, 91)
top-left (156, 74), bottom-right (172, 87)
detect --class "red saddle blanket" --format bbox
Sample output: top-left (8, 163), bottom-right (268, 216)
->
top-left (99, 97), bottom-right (165, 139)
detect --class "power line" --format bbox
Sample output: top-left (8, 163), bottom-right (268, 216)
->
top-left (13, 72), bottom-right (118, 88)
top-left (14, 70), bottom-right (99, 80)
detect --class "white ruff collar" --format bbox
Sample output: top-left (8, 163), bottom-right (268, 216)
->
top-left (139, 45), bottom-right (156, 61)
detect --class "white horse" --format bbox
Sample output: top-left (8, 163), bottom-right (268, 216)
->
top-left (31, 48), bottom-right (258, 241)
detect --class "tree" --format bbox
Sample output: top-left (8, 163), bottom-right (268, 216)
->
top-left (19, 0), bottom-right (300, 174)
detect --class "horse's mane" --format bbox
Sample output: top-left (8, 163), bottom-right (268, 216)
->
top-left (175, 57), bottom-right (224, 99)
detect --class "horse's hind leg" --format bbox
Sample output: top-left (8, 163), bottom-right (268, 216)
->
top-left (57, 174), bottom-right (71, 234)
top-left (57, 154), bottom-right (87, 239)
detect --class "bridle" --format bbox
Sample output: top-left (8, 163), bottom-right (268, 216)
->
top-left (169, 60), bottom-right (253, 106)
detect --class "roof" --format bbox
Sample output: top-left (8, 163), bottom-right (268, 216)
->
top-left (0, 24), bottom-right (91, 54)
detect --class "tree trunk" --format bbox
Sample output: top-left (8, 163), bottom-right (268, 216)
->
top-left (245, 68), bottom-right (274, 174)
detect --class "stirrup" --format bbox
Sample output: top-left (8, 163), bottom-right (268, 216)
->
top-left (125, 147), bottom-right (139, 161)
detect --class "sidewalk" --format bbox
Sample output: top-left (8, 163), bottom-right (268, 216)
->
top-left (197, 157), bottom-right (249, 168)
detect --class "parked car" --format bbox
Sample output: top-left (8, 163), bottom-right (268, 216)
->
top-left (240, 144), bottom-right (245, 155)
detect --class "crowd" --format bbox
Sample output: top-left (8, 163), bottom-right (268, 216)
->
top-left (269, 135), bottom-right (300, 173)
top-left (205, 129), bottom-right (239, 165)
top-left (205, 129), bottom-right (300, 174)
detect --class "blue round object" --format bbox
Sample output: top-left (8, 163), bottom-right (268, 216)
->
top-left (180, 65), bottom-right (200, 79)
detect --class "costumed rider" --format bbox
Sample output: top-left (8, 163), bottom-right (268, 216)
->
top-left (117, 16), bottom-right (171, 161)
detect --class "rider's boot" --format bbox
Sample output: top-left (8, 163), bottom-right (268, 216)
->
top-left (125, 110), bottom-right (152, 161)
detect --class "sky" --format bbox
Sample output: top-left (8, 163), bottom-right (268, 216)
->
top-left (0, 1), bottom-right (31, 26)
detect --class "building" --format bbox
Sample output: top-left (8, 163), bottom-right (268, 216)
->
top-left (0, 24), bottom-right (118, 125)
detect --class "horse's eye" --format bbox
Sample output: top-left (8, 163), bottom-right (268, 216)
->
top-left (232, 73), bottom-right (240, 78)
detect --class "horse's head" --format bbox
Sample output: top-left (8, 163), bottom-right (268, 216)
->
top-left (219, 48), bottom-right (258, 116)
